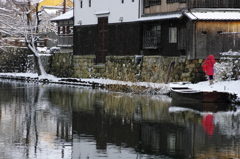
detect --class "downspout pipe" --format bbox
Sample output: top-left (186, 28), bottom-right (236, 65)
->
top-left (165, 61), bottom-right (175, 84)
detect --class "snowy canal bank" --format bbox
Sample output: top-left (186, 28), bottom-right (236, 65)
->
top-left (0, 73), bottom-right (171, 95)
top-left (0, 72), bottom-right (239, 103)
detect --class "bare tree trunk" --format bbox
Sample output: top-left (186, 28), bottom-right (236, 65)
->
top-left (26, 2), bottom-right (45, 76)
top-left (33, 54), bottom-right (42, 76)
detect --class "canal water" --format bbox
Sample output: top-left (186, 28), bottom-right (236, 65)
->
top-left (0, 79), bottom-right (240, 159)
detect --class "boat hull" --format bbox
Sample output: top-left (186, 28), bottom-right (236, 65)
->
top-left (171, 87), bottom-right (233, 103)
top-left (171, 88), bottom-right (202, 102)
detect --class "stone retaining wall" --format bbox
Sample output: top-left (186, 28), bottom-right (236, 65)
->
top-left (72, 55), bottom-right (206, 83)
top-left (0, 47), bottom-right (30, 73)
top-left (27, 55), bottom-right (52, 74)
top-left (73, 55), bottom-right (96, 78)
top-left (49, 53), bottom-right (74, 77)
top-left (0, 47), bottom-right (206, 83)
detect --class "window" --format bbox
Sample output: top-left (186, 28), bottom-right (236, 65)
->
top-left (169, 27), bottom-right (177, 43)
top-left (80, 0), bottom-right (82, 8)
top-left (167, 0), bottom-right (186, 3)
top-left (143, 24), bottom-right (161, 49)
top-left (89, 0), bottom-right (91, 7)
top-left (144, 0), bottom-right (161, 8)
top-left (122, 0), bottom-right (124, 3)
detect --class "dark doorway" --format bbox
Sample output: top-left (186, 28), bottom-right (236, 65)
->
top-left (97, 17), bottom-right (108, 63)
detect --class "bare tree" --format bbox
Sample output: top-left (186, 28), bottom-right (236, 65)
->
top-left (0, 0), bottom-right (49, 76)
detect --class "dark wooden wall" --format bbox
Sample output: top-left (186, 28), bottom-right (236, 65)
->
top-left (108, 22), bottom-right (141, 56)
top-left (74, 19), bottom-right (240, 60)
top-left (178, 21), bottom-right (194, 57)
top-left (74, 20), bottom-right (187, 58)
top-left (74, 22), bottom-right (141, 58)
top-left (74, 25), bottom-right (98, 56)
top-left (161, 20), bottom-right (182, 56)
top-left (141, 19), bottom-right (184, 56)
top-left (188, 0), bottom-right (240, 8)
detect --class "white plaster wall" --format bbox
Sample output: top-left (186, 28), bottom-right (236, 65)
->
top-left (74, 0), bottom-right (141, 26)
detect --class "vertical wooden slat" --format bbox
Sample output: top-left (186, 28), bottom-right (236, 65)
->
top-left (97, 17), bottom-right (108, 63)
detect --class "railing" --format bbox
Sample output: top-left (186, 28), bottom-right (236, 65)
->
top-left (57, 34), bottom-right (73, 47)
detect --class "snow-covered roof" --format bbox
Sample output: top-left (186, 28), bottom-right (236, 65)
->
top-left (137, 13), bottom-right (182, 21)
top-left (185, 9), bottom-right (240, 20)
top-left (50, 10), bottom-right (73, 22)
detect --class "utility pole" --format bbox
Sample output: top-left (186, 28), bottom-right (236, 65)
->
top-left (63, 0), bottom-right (66, 13)
top-left (63, 0), bottom-right (66, 34)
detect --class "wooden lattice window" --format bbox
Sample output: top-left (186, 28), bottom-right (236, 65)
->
top-left (143, 24), bottom-right (161, 49)
top-left (167, 0), bottom-right (186, 3)
top-left (144, 0), bottom-right (161, 8)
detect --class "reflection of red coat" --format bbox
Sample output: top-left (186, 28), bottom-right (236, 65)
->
top-left (203, 55), bottom-right (215, 75)
top-left (202, 114), bottom-right (214, 136)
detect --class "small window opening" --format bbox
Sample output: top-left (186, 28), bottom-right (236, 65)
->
top-left (169, 27), bottom-right (177, 43)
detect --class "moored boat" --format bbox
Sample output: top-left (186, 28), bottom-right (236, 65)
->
top-left (171, 87), bottom-right (235, 103)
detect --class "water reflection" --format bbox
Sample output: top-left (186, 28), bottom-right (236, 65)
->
top-left (72, 91), bottom-right (173, 159)
top-left (0, 80), bottom-right (72, 159)
top-left (1, 79), bottom-right (240, 159)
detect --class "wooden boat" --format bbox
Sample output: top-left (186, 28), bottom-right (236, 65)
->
top-left (171, 87), bottom-right (234, 103)
top-left (171, 87), bottom-right (202, 102)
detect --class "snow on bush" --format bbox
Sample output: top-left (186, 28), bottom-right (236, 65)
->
top-left (215, 50), bottom-right (240, 82)
top-left (214, 62), bottom-right (234, 82)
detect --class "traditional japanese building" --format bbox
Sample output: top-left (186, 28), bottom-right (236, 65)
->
top-left (74, 0), bottom-right (240, 61)
top-left (51, 10), bottom-right (74, 53)
top-left (72, 0), bottom-right (240, 82)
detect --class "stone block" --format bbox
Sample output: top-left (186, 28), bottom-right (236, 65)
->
top-left (182, 72), bottom-right (190, 78)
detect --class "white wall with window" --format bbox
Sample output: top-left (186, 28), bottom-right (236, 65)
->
top-left (74, 0), bottom-right (141, 26)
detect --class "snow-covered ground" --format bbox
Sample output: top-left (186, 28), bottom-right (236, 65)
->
top-left (170, 80), bottom-right (240, 98)
top-left (0, 72), bottom-right (239, 99)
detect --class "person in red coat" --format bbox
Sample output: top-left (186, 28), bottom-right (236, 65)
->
top-left (203, 55), bottom-right (216, 85)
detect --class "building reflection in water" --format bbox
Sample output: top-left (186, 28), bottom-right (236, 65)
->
top-left (73, 90), bottom-right (240, 159)
top-left (0, 79), bottom-right (240, 159)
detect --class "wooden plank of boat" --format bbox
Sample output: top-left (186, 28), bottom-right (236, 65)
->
top-left (171, 87), bottom-right (202, 102)
top-left (202, 91), bottom-right (231, 103)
